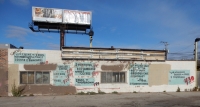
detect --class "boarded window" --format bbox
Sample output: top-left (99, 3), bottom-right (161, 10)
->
top-left (20, 71), bottom-right (50, 84)
top-left (35, 72), bottom-right (43, 84)
top-left (28, 72), bottom-right (34, 84)
top-left (101, 72), bottom-right (126, 83)
top-left (43, 72), bottom-right (50, 84)
top-left (20, 72), bottom-right (28, 84)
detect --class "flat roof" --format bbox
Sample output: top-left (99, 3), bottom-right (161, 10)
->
top-left (62, 46), bottom-right (166, 52)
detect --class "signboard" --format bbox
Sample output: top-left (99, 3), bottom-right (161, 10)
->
top-left (129, 63), bottom-right (149, 85)
top-left (32, 7), bottom-right (92, 25)
top-left (75, 78), bottom-right (94, 86)
top-left (63, 10), bottom-right (91, 25)
top-left (74, 62), bottom-right (95, 76)
top-left (14, 53), bottom-right (46, 64)
top-left (169, 70), bottom-right (190, 85)
top-left (32, 7), bottom-right (62, 23)
top-left (53, 65), bottom-right (70, 86)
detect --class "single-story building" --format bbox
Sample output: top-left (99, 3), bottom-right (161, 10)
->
top-left (0, 46), bottom-right (196, 96)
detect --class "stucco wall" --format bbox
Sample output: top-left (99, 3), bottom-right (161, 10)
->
top-left (8, 64), bottom-right (19, 95)
top-left (7, 49), bottom-right (196, 95)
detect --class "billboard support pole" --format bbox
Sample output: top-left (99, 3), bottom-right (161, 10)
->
top-left (60, 27), bottom-right (65, 50)
top-left (89, 29), bottom-right (94, 48)
top-left (90, 36), bottom-right (93, 47)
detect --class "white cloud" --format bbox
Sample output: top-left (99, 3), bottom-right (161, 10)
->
top-left (6, 25), bottom-right (32, 41)
top-left (10, 0), bottom-right (29, 6)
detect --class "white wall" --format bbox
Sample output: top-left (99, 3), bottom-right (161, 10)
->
top-left (8, 49), bottom-right (196, 93)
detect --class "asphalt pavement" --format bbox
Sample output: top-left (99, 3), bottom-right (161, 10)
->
top-left (0, 92), bottom-right (200, 107)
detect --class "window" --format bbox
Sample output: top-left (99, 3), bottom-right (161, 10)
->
top-left (20, 71), bottom-right (50, 84)
top-left (101, 72), bottom-right (126, 83)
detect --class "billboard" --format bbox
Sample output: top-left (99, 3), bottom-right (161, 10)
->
top-left (32, 7), bottom-right (92, 25)
top-left (32, 7), bottom-right (62, 23)
top-left (63, 10), bottom-right (91, 25)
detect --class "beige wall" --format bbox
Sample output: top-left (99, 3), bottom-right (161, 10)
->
top-left (148, 64), bottom-right (171, 86)
top-left (8, 64), bottom-right (19, 94)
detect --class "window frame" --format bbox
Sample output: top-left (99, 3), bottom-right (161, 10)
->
top-left (20, 71), bottom-right (50, 85)
top-left (100, 71), bottom-right (127, 84)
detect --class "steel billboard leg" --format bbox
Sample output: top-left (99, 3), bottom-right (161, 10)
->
top-left (60, 29), bottom-right (65, 50)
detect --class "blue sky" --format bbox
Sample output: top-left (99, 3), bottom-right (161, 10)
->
top-left (1, 0), bottom-right (200, 59)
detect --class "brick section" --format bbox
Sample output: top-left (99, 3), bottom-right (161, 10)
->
top-left (0, 49), bottom-right (8, 96)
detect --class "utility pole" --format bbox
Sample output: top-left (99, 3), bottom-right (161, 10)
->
top-left (160, 41), bottom-right (169, 60)
top-left (194, 38), bottom-right (200, 88)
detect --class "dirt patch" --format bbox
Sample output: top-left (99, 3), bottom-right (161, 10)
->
top-left (19, 85), bottom-right (76, 95)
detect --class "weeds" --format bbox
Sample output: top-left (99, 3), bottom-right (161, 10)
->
top-left (11, 81), bottom-right (26, 97)
top-left (192, 87), bottom-right (198, 91)
top-left (22, 95), bottom-right (27, 97)
top-left (133, 91), bottom-right (137, 93)
top-left (29, 94), bottom-right (34, 96)
top-left (112, 91), bottom-right (118, 94)
top-left (163, 90), bottom-right (166, 92)
top-left (87, 92), bottom-right (96, 95)
top-left (98, 91), bottom-right (106, 94)
top-left (77, 91), bottom-right (85, 95)
top-left (176, 87), bottom-right (180, 92)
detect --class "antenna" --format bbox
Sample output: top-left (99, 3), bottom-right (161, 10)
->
top-left (160, 41), bottom-right (169, 60)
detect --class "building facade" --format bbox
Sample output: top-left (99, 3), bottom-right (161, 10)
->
top-left (0, 47), bottom-right (196, 96)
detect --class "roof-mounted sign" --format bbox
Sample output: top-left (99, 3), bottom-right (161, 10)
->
top-left (63, 10), bottom-right (92, 25)
top-left (32, 6), bottom-right (92, 25)
top-left (32, 7), bottom-right (62, 23)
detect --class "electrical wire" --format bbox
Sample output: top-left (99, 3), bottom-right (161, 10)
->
top-left (171, 43), bottom-right (194, 53)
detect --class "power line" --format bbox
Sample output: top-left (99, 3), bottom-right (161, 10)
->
top-left (172, 43), bottom-right (194, 53)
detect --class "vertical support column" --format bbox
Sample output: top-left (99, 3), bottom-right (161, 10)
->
top-left (195, 41), bottom-right (198, 61)
top-left (90, 36), bottom-right (93, 47)
top-left (195, 41), bottom-right (198, 87)
top-left (194, 38), bottom-right (200, 88)
top-left (60, 28), bottom-right (65, 50)
top-left (89, 29), bottom-right (94, 48)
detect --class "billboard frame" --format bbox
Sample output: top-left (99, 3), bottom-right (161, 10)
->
top-left (29, 6), bottom-right (94, 50)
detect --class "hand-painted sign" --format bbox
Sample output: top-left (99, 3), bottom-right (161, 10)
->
top-left (169, 70), bottom-right (190, 85)
top-left (129, 63), bottom-right (149, 85)
top-left (14, 53), bottom-right (46, 64)
top-left (184, 76), bottom-right (194, 85)
top-left (53, 65), bottom-right (70, 86)
top-left (74, 62), bottom-right (95, 76)
top-left (75, 78), bottom-right (94, 86)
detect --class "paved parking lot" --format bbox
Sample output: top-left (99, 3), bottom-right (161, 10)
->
top-left (0, 92), bottom-right (200, 107)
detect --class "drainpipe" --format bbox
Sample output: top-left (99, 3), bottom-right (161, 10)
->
top-left (195, 38), bottom-right (200, 87)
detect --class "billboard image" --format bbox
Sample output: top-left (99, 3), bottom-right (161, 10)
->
top-left (63, 10), bottom-right (92, 25)
top-left (32, 7), bottom-right (62, 23)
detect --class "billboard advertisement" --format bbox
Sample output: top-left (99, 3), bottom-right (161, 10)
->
top-left (63, 10), bottom-right (92, 25)
top-left (32, 7), bottom-right (62, 23)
